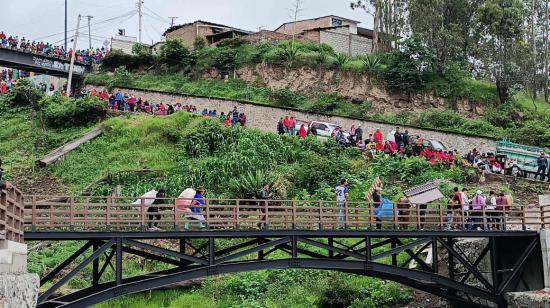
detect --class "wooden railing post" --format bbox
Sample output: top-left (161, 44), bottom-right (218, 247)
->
top-left (140, 198), bottom-right (145, 231)
top-left (522, 204), bottom-right (527, 231)
top-left (31, 195), bottom-right (37, 231)
top-left (236, 200), bottom-right (240, 230)
top-left (173, 199), bottom-right (177, 231)
top-left (318, 201), bottom-right (323, 230)
top-left (264, 200), bottom-right (269, 230)
top-left (69, 197), bottom-right (75, 231)
top-left (292, 201), bottom-right (296, 230)
top-left (106, 197), bottom-right (111, 231)
top-left (205, 199), bottom-right (210, 230)
top-left (439, 204), bottom-right (444, 231)
top-left (393, 202), bottom-right (399, 230)
top-left (344, 201), bottom-right (349, 230)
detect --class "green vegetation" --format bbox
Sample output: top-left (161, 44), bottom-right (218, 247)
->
top-left (51, 113), bottom-right (472, 199)
top-left (26, 113), bottom-right (477, 308)
top-left (86, 71), bottom-right (550, 147)
top-left (42, 95), bottom-right (106, 128)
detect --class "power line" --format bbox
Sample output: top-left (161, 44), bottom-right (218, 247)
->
top-left (143, 6), bottom-right (170, 25)
top-left (33, 10), bottom-right (137, 41)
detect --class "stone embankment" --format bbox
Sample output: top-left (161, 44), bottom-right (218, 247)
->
top-left (0, 240), bottom-right (39, 308)
top-left (88, 85), bottom-right (497, 153)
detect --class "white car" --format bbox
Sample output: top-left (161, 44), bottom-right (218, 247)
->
top-left (296, 121), bottom-right (349, 140)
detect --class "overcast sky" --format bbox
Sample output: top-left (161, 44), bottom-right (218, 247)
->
top-left (1, 0), bottom-right (373, 49)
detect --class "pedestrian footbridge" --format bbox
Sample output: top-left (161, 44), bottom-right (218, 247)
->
top-left (4, 190), bottom-right (550, 307)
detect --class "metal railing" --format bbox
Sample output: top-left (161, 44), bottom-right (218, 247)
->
top-left (22, 195), bottom-right (550, 232)
top-left (0, 187), bottom-right (25, 242)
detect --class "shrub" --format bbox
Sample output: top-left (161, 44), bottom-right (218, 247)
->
top-left (1, 79), bottom-right (43, 109)
top-left (306, 93), bottom-right (348, 114)
top-left (43, 96), bottom-right (106, 128)
top-left (159, 39), bottom-right (194, 68)
top-left (212, 48), bottom-right (238, 76)
top-left (417, 109), bottom-right (465, 129)
top-left (278, 42), bottom-right (301, 67)
top-left (335, 53), bottom-right (350, 68)
top-left (269, 87), bottom-right (306, 108)
top-left (510, 120), bottom-right (550, 147)
top-left (460, 120), bottom-right (502, 137)
top-left (318, 283), bottom-right (362, 308)
top-left (484, 106), bottom-right (516, 129)
top-left (384, 36), bottom-right (436, 97)
top-left (362, 54), bottom-right (383, 74)
top-left (193, 37), bottom-right (207, 50)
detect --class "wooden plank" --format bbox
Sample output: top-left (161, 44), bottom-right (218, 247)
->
top-left (36, 127), bottom-right (103, 167)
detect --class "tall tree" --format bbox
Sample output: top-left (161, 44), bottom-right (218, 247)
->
top-left (474, 0), bottom-right (526, 104)
top-left (409, 0), bottom-right (483, 68)
top-left (351, 0), bottom-right (408, 52)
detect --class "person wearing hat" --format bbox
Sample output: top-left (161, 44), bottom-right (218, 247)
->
top-left (535, 153), bottom-right (548, 181)
top-left (148, 188), bottom-right (166, 231)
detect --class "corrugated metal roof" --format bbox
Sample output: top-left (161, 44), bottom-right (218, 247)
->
top-left (403, 181), bottom-right (442, 197)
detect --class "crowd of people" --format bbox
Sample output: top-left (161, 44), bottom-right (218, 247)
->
top-left (277, 118), bottom-right (459, 166)
top-left (0, 31), bottom-right (107, 64)
top-left (466, 149), bottom-right (550, 182)
top-left (332, 179), bottom-right (514, 231)
top-left (87, 89), bottom-right (249, 126)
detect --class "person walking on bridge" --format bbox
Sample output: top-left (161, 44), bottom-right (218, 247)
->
top-left (335, 179), bottom-right (349, 229)
top-left (147, 189), bottom-right (166, 231)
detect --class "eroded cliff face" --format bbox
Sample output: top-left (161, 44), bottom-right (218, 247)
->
top-left (202, 64), bottom-right (485, 117)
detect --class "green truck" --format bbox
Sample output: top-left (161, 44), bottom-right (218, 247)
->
top-left (496, 140), bottom-right (550, 179)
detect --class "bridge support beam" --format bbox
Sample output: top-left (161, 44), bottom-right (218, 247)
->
top-left (541, 229), bottom-right (550, 288)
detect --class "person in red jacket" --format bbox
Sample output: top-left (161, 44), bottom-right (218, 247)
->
top-left (374, 128), bottom-right (383, 144)
top-left (282, 116), bottom-right (292, 134)
top-left (298, 124), bottom-right (307, 139)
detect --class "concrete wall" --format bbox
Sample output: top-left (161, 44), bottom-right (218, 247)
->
top-left (165, 23), bottom-right (216, 48)
top-left (276, 17), bottom-right (332, 35)
top-left (319, 27), bottom-right (372, 56)
top-left (88, 86), bottom-right (497, 153)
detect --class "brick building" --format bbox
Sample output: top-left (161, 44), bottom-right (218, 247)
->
top-left (274, 15), bottom-right (374, 56)
top-left (163, 20), bottom-right (250, 47)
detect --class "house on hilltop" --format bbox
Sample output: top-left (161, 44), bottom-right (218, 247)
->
top-left (163, 20), bottom-right (251, 47)
top-left (274, 15), bottom-right (374, 56)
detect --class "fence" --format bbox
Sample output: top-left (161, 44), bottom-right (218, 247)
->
top-left (23, 195), bottom-right (550, 232)
top-left (0, 187), bottom-right (25, 242)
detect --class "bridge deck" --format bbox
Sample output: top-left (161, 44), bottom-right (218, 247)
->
top-left (23, 195), bottom-right (550, 235)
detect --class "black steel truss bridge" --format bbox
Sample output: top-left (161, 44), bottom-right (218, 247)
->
top-left (27, 229), bottom-right (543, 308)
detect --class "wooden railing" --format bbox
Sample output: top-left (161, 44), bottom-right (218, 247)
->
top-left (0, 187), bottom-right (25, 242)
top-left (22, 195), bottom-right (550, 232)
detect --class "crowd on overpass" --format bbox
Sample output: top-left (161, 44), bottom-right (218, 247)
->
top-left (0, 31), bottom-right (107, 64)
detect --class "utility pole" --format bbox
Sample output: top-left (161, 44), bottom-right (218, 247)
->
top-left (169, 16), bottom-right (178, 27)
top-left (85, 15), bottom-right (94, 50)
top-left (67, 14), bottom-right (81, 97)
top-left (137, 0), bottom-right (143, 43)
top-left (64, 0), bottom-right (68, 51)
